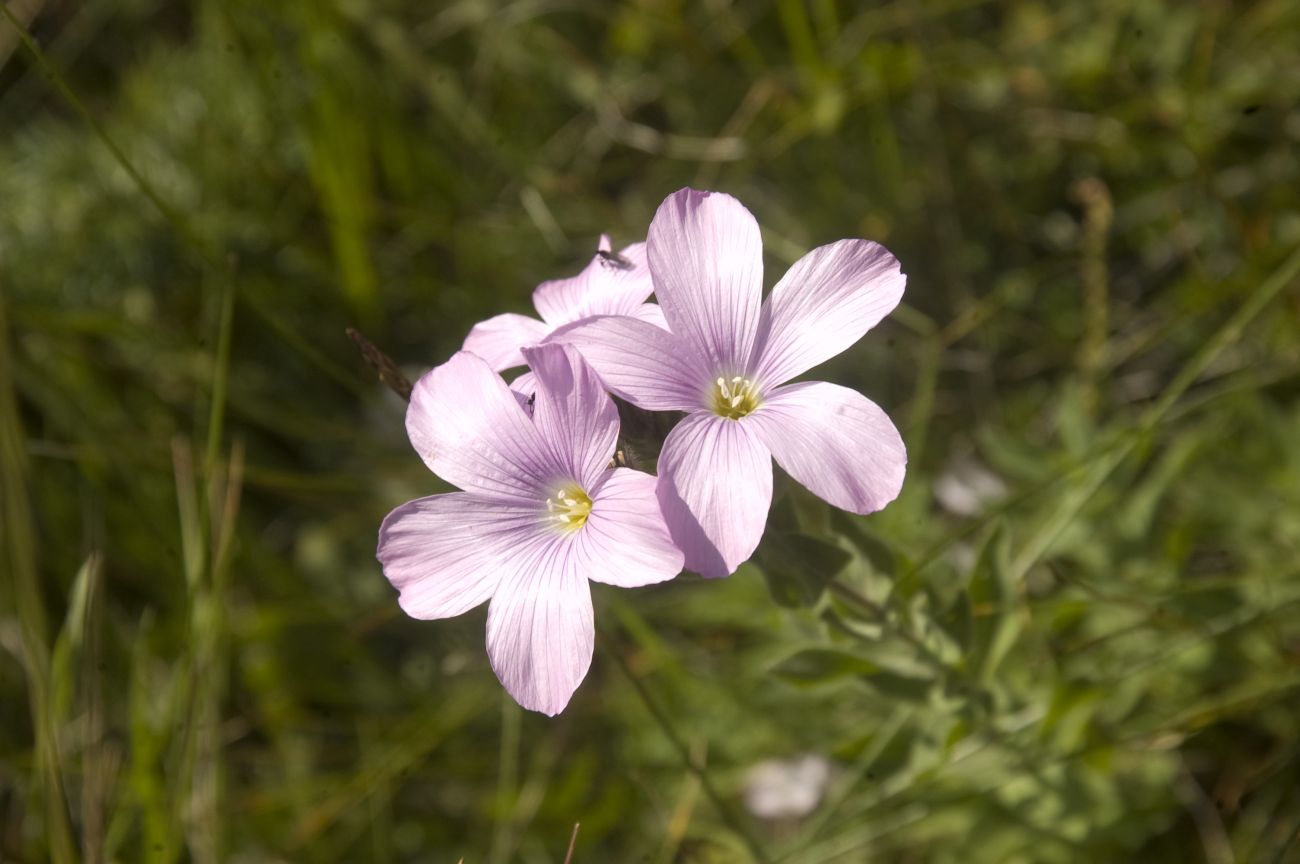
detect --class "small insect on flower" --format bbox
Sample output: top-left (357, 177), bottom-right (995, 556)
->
top-left (461, 235), bottom-right (665, 375)
top-left (376, 344), bottom-right (683, 715)
top-left (595, 248), bottom-right (635, 271)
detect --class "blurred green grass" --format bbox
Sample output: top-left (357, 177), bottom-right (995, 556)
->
top-left (3, 0), bottom-right (1300, 861)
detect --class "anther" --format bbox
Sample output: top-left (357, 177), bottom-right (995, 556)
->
top-left (547, 484), bottom-right (593, 533)
top-left (710, 375), bottom-right (760, 419)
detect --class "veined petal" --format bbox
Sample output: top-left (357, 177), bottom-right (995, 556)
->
top-left (377, 493), bottom-right (544, 620)
top-left (656, 412), bottom-right (772, 577)
top-left (522, 343), bottom-right (618, 490)
top-left (462, 312), bottom-right (550, 372)
top-left (549, 315), bottom-right (707, 412)
top-left (753, 240), bottom-right (905, 386)
top-left (532, 238), bottom-right (654, 326)
top-left (487, 540), bottom-right (594, 716)
top-left (745, 381), bottom-right (906, 514)
top-left (648, 189), bottom-right (763, 374)
top-left (508, 370), bottom-right (537, 416)
top-left (406, 352), bottom-right (553, 498)
top-left (577, 468), bottom-right (683, 587)
top-left (631, 302), bottom-right (670, 331)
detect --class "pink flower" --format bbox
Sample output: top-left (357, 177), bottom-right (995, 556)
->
top-left (462, 235), bottom-right (665, 373)
top-left (376, 343), bottom-right (683, 715)
top-left (557, 189), bottom-right (907, 577)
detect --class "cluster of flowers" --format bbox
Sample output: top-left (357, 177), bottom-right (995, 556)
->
top-left (377, 189), bottom-right (908, 715)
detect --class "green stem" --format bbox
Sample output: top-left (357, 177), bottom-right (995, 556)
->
top-left (827, 581), bottom-right (949, 676)
top-left (486, 694), bottom-right (522, 864)
top-left (203, 265), bottom-right (238, 482)
top-left (0, 289), bottom-right (78, 863)
top-left (600, 624), bottom-right (773, 864)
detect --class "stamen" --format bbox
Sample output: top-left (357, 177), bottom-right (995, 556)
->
top-left (546, 484), bottom-right (593, 533)
top-left (710, 375), bottom-right (761, 419)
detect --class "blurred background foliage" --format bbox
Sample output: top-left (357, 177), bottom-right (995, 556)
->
top-left (3, 0), bottom-right (1300, 861)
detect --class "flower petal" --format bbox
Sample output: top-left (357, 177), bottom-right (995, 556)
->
top-left (522, 343), bottom-right (618, 489)
top-left (576, 468), bottom-right (684, 587)
top-left (648, 189), bottom-right (763, 374)
top-left (462, 312), bottom-right (550, 372)
top-left (549, 315), bottom-right (707, 412)
top-left (745, 381), bottom-right (906, 514)
top-left (486, 540), bottom-right (594, 716)
top-left (377, 493), bottom-right (543, 619)
top-left (532, 238), bottom-right (654, 326)
top-left (752, 240), bottom-right (905, 386)
top-left (656, 412), bottom-right (772, 577)
top-left (508, 370), bottom-right (537, 416)
top-left (406, 351), bottom-right (553, 498)
top-left (631, 302), bottom-right (670, 331)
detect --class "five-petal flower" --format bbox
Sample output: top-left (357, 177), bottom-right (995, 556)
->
top-left (462, 235), bottom-right (665, 374)
top-left (376, 343), bottom-right (683, 715)
top-left (556, 188), bottom-right (908, 577)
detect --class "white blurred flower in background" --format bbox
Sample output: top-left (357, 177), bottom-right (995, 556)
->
top-left (933, 457), bottom-right (1007, 517)
top-left (743, 754), bottom-right (832, 821)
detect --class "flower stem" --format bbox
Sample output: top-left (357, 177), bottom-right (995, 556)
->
top-left (599, 624), bottom-right (773, 864)
top-left (827, 580), bottom-right (951, 677)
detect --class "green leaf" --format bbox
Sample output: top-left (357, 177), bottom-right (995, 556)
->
top-left (50, 554), bottom-right (100, 724)
top-left (765, 491), bottom-right (802, 534)
top-left (967, 524), bottom-right (1021, 684)
top-left (757, 532), bottom-right (852, 608)
top-left (1040, 683), bottom-right (1103, 752)
top-left (863, 671), bottom-right (935, 703)
top-left (831, 510), bottom-right (898, 577)
top-left (772, 648), bottom-right (880, 686)
top-left (772, 641), bottom-right (938, 703)
top-left (944, 588), bottom-right (974, 654)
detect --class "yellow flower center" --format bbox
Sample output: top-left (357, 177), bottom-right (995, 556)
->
top-left (546, 484), bottom-right (593, 533)
top-left (710, 376), bottom-right (761, 420)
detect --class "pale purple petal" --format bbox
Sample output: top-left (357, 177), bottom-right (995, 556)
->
top-left (486, 540), bottom-right (594, 716)
top-left (575, 468), bottom-right (683, 587)
top-left (508, 370), bottom-right (537, 415)
top-left (406, 352), bottom-right (552, 499)
top-left (744, 381), bottom-right (906, 514)
top-left (377, 493), bottom-right (543, 619)
top-left (462, 313), bottom-right (550, 372)
top-left (532, 238), bottom-right (654, 326)
top-left (630, 302), bottom-right (670, 331)
top-left (656, 413), bottom-right (772, 577)
top-left (548, 315), bottom-right (707, 412)
top-left (753, 240), bottom-right (906, 386)
top-left (522, 343), bottom-right (618, 489)
top-left (648, 188), bottom-right (763, 374)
